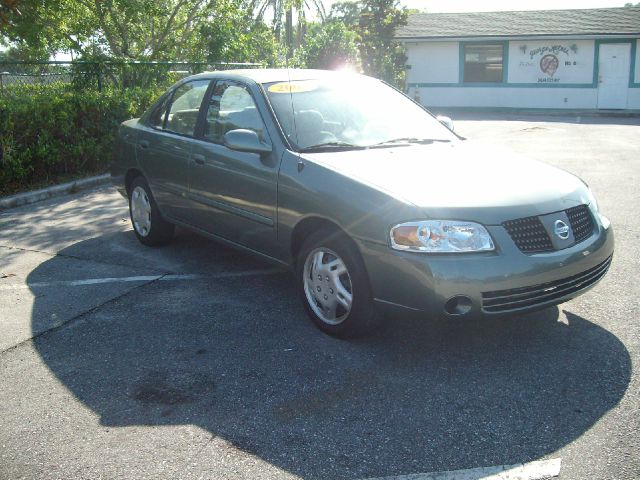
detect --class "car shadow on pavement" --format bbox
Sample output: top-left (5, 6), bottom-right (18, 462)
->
top-left (29, 231), bottom-right (631, 479)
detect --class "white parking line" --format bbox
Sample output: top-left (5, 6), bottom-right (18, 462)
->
top-left (362, 458), bottom-right (561, 480)
top-left (0, 269), bottom-right (283, 290)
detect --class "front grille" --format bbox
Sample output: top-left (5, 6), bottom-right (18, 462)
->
top-left (481, 255), bottom-right (612, 313)
top-left (502, 216), bottom-right (554, 253)
top-left (566, 204), bottom-right (595, 244)
top-left (503, 204), bottom-right (596, 254)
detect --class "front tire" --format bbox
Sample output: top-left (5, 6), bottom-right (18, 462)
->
top-left (128, 176), bottom-right (174, 246)
top-left (296, 228), bottom-right (378, 338)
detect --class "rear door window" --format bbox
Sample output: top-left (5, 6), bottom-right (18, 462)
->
top-left (149, 94), bottom-right (172, 129)
top-left (164, 80), bottom-right (210, 136)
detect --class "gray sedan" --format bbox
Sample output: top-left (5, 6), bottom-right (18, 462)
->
top-left (111, 69), bottom-right (614, 337)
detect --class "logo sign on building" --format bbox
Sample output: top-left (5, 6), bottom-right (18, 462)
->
top-left (508, 40), bottom-right (595, 84)
top-left (539, 53), bottom-right (560, 78)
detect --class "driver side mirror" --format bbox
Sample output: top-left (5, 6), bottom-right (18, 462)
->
top-left (223, 129), bottom-right (272, 155)
top-left (436, 115), bottom-right (455, 132)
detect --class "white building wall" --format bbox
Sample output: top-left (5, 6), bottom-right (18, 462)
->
top-left (419, 87), bottom-right (598, 109)
top-left (406, 42), bottom-right (459, 84)
top-left (628, 89), bottom-right (640, 109)
top-left (405, 38), bottom-right (640, 110)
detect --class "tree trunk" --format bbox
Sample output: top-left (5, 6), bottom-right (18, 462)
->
top-left (285, 7), bottom-right (293, 57)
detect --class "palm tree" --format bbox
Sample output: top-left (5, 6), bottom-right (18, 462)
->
top-left (250, 0), bottom-right (326, 51)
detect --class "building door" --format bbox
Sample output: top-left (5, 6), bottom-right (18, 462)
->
top-left (597, 43), bottom-right (631, 109)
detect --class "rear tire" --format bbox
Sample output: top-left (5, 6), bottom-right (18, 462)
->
top-left (128, 176), bottom-right (174, 246)
top-left (296, 228), bottom-right (378, 338)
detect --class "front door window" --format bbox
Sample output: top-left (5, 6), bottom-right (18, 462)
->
top-left (204, 81), bottom-right (266, 143)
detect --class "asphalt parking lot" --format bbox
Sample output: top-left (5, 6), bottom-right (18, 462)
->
top-left (1, 114), bottom-right (639, 480)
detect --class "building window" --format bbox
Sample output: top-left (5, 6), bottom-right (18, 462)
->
top-left (463, 44), bottom-right (504, 83)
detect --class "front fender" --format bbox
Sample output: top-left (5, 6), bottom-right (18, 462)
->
top-left (276, 150), bottom-right (418, 264)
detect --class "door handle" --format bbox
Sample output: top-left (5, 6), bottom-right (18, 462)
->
top-left (193, 154), bottom-right (206, 165)
top-left (139, 140), bottom-right (149, 149)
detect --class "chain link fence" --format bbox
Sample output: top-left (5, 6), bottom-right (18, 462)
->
top-left (0, 61), bottom-right (265, 94)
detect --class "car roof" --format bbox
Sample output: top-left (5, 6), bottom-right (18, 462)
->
top-left (188, 68), bottom-right (372, 85)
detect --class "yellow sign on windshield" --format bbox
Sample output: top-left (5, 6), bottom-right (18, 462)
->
top-left (268, 81), bottom-right (319, 94)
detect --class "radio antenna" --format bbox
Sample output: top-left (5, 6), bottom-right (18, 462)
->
top-left (286, 50), bottom-right (298, 148)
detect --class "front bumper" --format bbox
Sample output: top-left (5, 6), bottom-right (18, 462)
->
top-left (359, 217), bottom-right (614, 319)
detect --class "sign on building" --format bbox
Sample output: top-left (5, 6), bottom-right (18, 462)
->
top-left (508, 40), bottom-right (595, 84)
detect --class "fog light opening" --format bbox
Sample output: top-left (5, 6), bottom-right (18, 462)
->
top-left (444, 296), bottom-right (473, 316)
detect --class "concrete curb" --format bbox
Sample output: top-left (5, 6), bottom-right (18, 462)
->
top-left (0, 174), bottom-right (111, 211)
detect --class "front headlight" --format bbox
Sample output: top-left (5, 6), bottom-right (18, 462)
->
top-left (586, 188), bottom-right (610, 229)
top-left (390, 220), bottom-right (495, 253)
top-left (586, 187), bottom-right (599, 213)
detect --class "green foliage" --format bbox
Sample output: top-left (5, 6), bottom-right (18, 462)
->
top-left (221, 22), bottom-right (284, 66)
top-left (2, 0), bottom-right (278, 67)
top-left (0, 44), bottom-right (49, 65)
top-left (0, 83), bottom-right (163, 195)
top-left (329, 0), bottom-right (408, 87)
top-left (0, 0), bottom-right (19, 29)
top-left (1, 0), bottom-right (95, 56)
top-left (292, 21), bottom-right (360, 70)
top-left (251, 0), bottom-right (326, 49)
top-left (67, 57), bottom-right (191, 91)
top-left (2, 0), bottom-right (248, 60)
top-left (328, 1), bottom-right (361, 26)
top-left (200, 3), bottom-right (284, 66)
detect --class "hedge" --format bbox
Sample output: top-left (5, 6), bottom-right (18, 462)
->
top-left (0, 84), bottom-right (165, 196)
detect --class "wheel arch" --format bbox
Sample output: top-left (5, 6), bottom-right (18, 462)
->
top-left (125, 168), bottom-right (145, 195)
top-left (290, 216), bottom-right (366, 269)
top-left (291, 215), bottom-right (379, 337)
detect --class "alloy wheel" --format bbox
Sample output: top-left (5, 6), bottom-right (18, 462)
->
top-left (302, 247), bottom-right (353, 325)
top-left (131, 186), bottom-right (152, 237)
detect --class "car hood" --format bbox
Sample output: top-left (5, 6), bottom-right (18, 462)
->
top-left (299, 140), bottom-right (592, 225)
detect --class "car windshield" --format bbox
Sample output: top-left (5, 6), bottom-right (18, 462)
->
top-left (263, 76), bottom-right (457, 151)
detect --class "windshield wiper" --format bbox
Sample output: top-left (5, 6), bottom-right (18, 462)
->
top-left (298, 141), bottom-right (366, 153)
top-left (371, 137), bottom-right (452, 147)
top-left (298, 138), bottom-right (451, 152)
